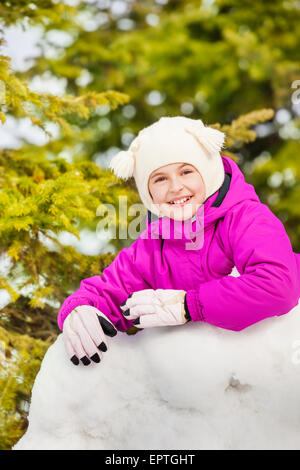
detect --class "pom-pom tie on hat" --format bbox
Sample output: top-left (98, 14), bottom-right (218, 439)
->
top-left (109, 150), bottom-right (135, 180)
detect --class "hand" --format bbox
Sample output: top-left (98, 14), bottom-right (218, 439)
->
top-left (120, 289), bottom-right (191, 328)
top-left (63, 305), bottom-right (117, 366)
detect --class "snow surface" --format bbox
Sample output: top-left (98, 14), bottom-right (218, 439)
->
top-left (13, 269), bottom-right (300, 450)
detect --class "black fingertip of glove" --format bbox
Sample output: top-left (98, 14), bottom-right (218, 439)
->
top-left (90, 353), bottom-right (101, 363)
top-left (123, 308), bottom-right (130, 317)
top-left (81, 356), bottom-right (91, 366)
top-left (121, 293), bottom-right (133, 307)
top-left (133, 317), bottom-right (140, 326)
top-left (98, 342), bottom-right (107, 352)
top-left (71, 355), bottom-right (79, 366)
top-left (98, 315), bottom-right (118, 337)
top-left (184, 294), bottom-right (192, 322)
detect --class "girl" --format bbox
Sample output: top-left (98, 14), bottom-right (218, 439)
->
top-left (59, 116), bottom-right (300, 366)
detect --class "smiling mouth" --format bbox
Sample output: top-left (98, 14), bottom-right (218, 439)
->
top-left (168, 196), bottom-right (193, 206)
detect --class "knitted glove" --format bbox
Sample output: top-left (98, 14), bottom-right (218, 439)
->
top-left (120, 289), bottom-right (191, 328)
top-left (63, 305), bottom-right (117, 366)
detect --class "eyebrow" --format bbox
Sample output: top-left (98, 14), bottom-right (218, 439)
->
top-left (150, 163), bottom-right (192, 179)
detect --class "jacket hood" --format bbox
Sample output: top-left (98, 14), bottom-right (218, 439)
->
top-left (144, 155), bottom-right (260, 241)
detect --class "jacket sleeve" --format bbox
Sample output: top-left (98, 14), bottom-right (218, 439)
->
top-left (185, 202), bottom-right (300, 331)
top-left (57, 238), bottom-right (150, 332)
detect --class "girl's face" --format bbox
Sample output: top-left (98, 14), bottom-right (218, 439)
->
top-left (148, 162), bottom-right (206, 221)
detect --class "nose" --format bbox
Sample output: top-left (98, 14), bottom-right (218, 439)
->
top-left (169, 176), bottom-right (184, 193)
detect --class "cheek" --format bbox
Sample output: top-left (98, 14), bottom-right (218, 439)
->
top-left (193, 178), bottom-right (206, 198)
top-left (149, 185), bottom-right (166, 203)
top-left (197, 184), bottom-right (205, 197)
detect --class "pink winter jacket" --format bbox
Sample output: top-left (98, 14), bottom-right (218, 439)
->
top-left (57, 156), bottom-right (300, 332)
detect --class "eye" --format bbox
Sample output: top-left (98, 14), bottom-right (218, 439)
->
top-left (182, 170), bottom-right (192, 175)
top-left (154, 176), bottom-right (166, 183)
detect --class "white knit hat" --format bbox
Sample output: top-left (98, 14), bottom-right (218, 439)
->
top-left (109, 116), bottom-right (226, 216)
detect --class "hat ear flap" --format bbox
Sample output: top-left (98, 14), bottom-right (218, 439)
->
top-left (109, 150), bottom-right (135, 180)
top-left (185, 126), bottom-right (225, 155)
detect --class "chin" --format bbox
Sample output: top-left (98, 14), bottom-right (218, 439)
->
top-left (159, 203), bottom-right (197, 221)
top-left (172, 212), bottom-right (195, 221)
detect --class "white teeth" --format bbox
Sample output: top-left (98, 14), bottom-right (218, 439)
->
top-left (170, 196), bottom-right (191, 205)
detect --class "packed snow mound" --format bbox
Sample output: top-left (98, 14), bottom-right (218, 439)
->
top-left (14, 272), bottom-right (300, 450)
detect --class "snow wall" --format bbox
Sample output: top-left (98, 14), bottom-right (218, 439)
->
top-left (13, 270), bottom-right (300, 450)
